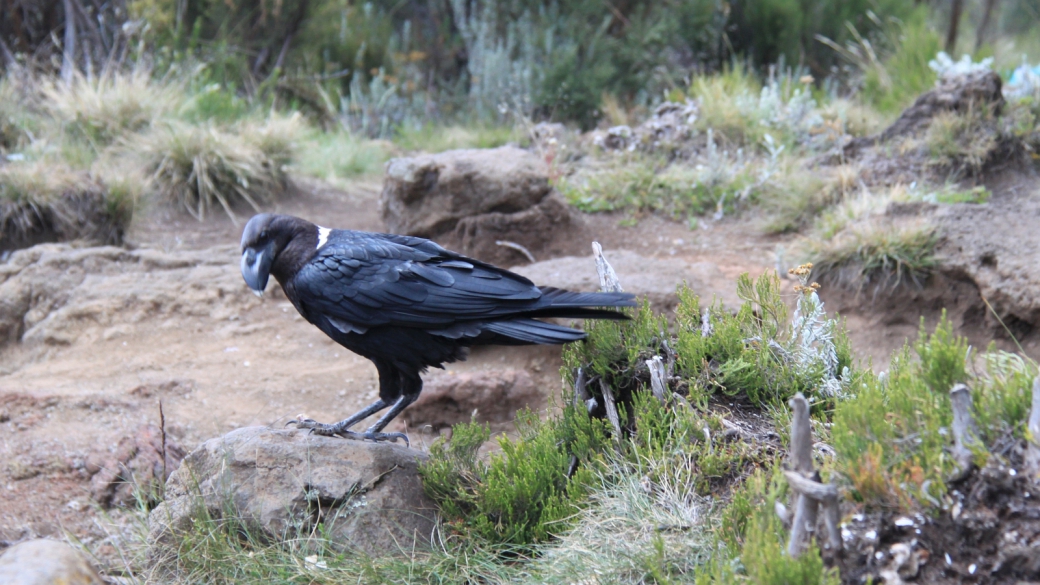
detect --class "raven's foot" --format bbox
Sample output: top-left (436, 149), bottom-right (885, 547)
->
top-left (287, 416), bottom-right (409, 447)
top-left (339, 430), bottom-right (410, 447)
top-left (286, 416), bottom-right (346, 436)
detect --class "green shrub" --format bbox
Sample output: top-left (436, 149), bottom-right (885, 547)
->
top-left (832, 314), bottom-right (971, 507)
top-left (925, 109), bottom-right (1000, 177)
top-left (860, 13), bottom-right (942, 114)
top-left (711, 467), bottom-right (840, 585)
top-left (565, 271), bottom-right (855, 412)
top-left (420, 408), bottom-right (609, 548)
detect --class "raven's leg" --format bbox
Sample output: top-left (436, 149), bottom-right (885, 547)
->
top-left (340, 369), bottom-right (422, 446)
top-left (288, 398), bottom-right (388, 436)
top-left (289, 359), bottom-right (417, 445)
top-left (287, 358), bottom-right (399, 436)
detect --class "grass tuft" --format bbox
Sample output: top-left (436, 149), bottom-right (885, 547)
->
top-left (804, 218), bottom-right (938, 291)
top-left (138, 115), bottom-right (301, 222)
top-left (925, 108), bottom-right (1000, 177)
top-left (0, 161), bottom-right (131, 250)
top-left (41, 72), bottom-right (180, 146)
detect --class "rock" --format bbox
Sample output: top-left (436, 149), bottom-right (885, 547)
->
top-left (0, 539), bottom-right (104, 585)
top-left (90, 423), bottom-right (185, 508)
top-left (877, 71), bottom-right (1004, 142)
top-left (933, 188), bottom-right (1040, 336)
top-left (148, 426), bottom-right (436, 557)
top-left (397, 370), bottom-right (542, 432)
top-left (512, 250), bottom-right (741, 314)
top-left (379, 147), bottom-right (581, 265)
top-left (591, 100), bottom-right (698, 155)
top-left (452, 194), bottom-right (579, 266)
top-left (0, 243), bottom-right (255, 347)
top-left (381, 146), bottom-right (553, 238)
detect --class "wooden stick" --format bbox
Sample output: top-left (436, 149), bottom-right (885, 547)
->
top-left (788, 393), bottom-right (813, 474)
top-left (788, 489), bottom-right (819, 558)
top-left (784, 471), bottom-right (838, 500)
top-left (647, 356), bottom-right (668, 404)
top-left (950, 383), bottom-right (980, 478)
top-left (573, 367), bottom-right (589, 406)
top-left (599, 378), bottom-right (623, 438)
top-left (593, 242), bottom-right (623, 293)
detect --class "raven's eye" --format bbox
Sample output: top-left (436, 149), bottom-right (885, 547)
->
top-left (260, 229), bottom-right (269, 239)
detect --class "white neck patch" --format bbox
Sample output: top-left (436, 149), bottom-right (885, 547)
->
top-left (316, 226), bottom-right (331, 249)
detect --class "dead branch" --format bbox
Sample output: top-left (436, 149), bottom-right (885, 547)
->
top-left (646, 355), bottom-right (668, 404)
top-left (598, 378), bottom-right (623, 438)
top-left (61, 0), bottom-right (77, 85)
top-left (593, 242), bottom-right (623, 293)
top-left (788, 393), bottom-right (813, 474)
top-left (949, 383), bottom-right (981, 479)
top-left (1028, 376), bottom-right (1040, 441)
top-left (1024, 377), bottom-right (1040, 477)
top-left (496, 240), bottom-right (536, 263)
top-left (784, 392), bottom-right (842, 557)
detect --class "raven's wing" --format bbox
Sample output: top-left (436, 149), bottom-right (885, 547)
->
top-left (291, 231), bottom-right (545, 334)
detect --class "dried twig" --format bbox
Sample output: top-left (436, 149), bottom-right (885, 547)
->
top-left (599, 378), bottom-right (623, 438)
top-left (496, 240), bottom-right (536, 263)
top-left (1024, 377), bottom-right (1040, 477)
top-left (646, 356), bottom-right (668, 404)
top-left (784, 392), bottom-right (842, 557)
top-left (593, 242), bottom-right (623, 293)
top-left (949, 383), bottom-right (981, 480)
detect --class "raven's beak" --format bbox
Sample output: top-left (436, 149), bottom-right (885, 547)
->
top-left (241, 244), bottom-right (274, 298)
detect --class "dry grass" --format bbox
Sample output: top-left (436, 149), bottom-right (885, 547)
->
top-left (41, 72), bottom-right (180, 146)
top-left (528, 458), bottom-right (714, 583)
top-left (0, 161), bottom-right (131, 250)
top-left (138, 115), bottom-right (302, 222)
top-left (803, 218), bottom-right (938, 291)
top-left (925, 108), bottom-right (1000, 177)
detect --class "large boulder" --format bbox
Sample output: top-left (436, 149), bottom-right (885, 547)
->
top-left (148, 427), bottom-right (437, 557)
top-left (0, 539), bottom-right (104, 585)
top-left (512, 250), bottom-right (741, 314)
top-left (379, 146), bottom-right (581, 265)
top-left (397, 369), bottom-right (542, 432)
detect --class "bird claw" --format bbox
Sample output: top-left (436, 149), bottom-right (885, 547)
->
top-left (286, 416), bottom-right (341, 436)
top-left (286, 416), bottom-right (409, 447)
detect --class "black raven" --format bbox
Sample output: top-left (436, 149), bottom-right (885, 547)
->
top-left (240, 213), bottom-right (635, 445)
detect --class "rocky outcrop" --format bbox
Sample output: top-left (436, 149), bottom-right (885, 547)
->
top-left (590, 100), bottom-right (698, 156)
top-left (379, 146), bottom-right (582, 265)
top-left (0, 539), bottom-right (104, 585)
top-left (148, 426), bottom-right (437, 557)
top-left (0, 243), bottom-right (254, 347)
top-left (878, 70), bottom-right (1004, 142)
top-left (512, 250), bottom-right (741, 314)
top-left (398, 370), bottom-right (541, 432)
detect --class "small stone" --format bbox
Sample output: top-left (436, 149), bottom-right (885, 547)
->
top-left (0, 539), bottom-right (104, 585)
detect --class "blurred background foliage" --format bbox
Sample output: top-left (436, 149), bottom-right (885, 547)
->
top-left (3, 0), bottom-right (1040, 131)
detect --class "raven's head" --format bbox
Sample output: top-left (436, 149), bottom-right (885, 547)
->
top-left (240, 213), bottom-right (282, 298)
